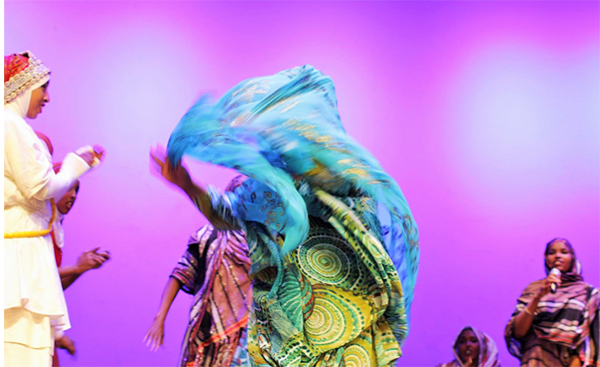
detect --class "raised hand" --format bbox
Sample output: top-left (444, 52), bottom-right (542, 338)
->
top-left (537, 271), bottom-right (561, 298)
top-left (92, 144), bottom-right (107, 163)
top-left (76, 145), bottom-right (106, 167)
top-left (149, 145), bottom-right (192, 191)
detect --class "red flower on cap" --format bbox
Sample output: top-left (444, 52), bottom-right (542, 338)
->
top-left (4, 53), bottom-right (30, 83)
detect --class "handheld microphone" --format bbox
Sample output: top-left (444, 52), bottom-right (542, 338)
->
top-left (549, 268), bottom-right (561, 293)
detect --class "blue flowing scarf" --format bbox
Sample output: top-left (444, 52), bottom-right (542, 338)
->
top-left (167, 65), bottom-right (420, 326)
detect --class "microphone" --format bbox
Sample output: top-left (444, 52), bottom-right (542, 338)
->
top-left (550, 268), bottom-right (561, 294)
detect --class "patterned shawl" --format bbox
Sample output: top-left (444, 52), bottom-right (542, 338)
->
top-left (171, 225), bottom-right (251, 367)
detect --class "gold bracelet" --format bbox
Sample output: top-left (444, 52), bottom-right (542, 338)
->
top-left (524, 308), bottom-right (535, 316)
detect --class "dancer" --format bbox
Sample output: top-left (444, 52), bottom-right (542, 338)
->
top-left (4, 51), bottom-right (104, 367)
top-left (144, 177), bottom-right (251, 367)
top-left (436, 326), bottom-right (501, 367)
top-left (152, 65), bottom-right (419, 366)
top-left (505, 238), bottom-right (599, 367)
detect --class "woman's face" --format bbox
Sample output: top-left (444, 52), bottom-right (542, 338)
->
top-left (545, 240), bottom-right (573, 273)
top-left (27, 82), bottom-right (50, 119)
top-left (457, 329), bottom-right (480, 365)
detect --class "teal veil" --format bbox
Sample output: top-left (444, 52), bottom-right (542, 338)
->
top-left (167, 65), bottom-right (420, 331)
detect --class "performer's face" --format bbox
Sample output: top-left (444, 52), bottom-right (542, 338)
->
top-left (27, 82), bottom-right (50, 119)
top-left (545, 240), bottom-right (573, 273)
top-left (57, 181), bottom-right (80, 215)
top-left (456, 329), bottom-right (479, 365)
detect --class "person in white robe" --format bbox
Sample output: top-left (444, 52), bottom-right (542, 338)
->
top-left (4, 50), bottom-right (105, 367)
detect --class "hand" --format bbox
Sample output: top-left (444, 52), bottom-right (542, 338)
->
top-left (537, 272), bottom-right (561, 298)
top-left (77, 145), bottom-right (106, 166)
top-left (76, 247), bottom-right (109, 272)
top-left (92, 144), bottom-right (106, 162)
top-left (143, 317), bottom-right (165, 352)
top-left (56, 334), bottom-right (76, 356)
top-left (150, 145), bottom-right (192, 191)
top-left (95, 248), bottom-right (111, 260)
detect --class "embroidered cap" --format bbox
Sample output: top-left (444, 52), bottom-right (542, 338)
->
top-left (4, 51), bottom-right (51, 104)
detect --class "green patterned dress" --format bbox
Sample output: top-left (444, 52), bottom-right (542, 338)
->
top-left (204, 180), bottom-right (408, 367)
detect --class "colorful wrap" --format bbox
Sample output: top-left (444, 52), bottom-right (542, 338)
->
top-left (167, 65), bottom-right (419, 333)
top-left (170, 225), bottom-right (251, 367)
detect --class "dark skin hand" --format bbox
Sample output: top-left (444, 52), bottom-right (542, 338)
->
top-left (149, 146), bottom-right (236, 230)
top-left (56, 334), bottom-right (76, 356)
top-left (59, 247), bottom-right (110, 289)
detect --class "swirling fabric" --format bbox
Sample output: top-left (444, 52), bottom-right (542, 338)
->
top-left (204, 182), bottom-right (404, 366)
top-left (167, 64), bottom-right (419, 326)
top-left (167, 65), bottom-right (419, 365)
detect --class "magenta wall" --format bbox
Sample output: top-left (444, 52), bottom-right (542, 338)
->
top-left (5, 2), bottom-right (599, 366)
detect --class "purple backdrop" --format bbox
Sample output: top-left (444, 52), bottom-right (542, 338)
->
top-left (5, 1), bottom-right (599, 366)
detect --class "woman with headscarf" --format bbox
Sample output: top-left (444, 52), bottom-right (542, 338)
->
top-left (151, 65), bottom-right (419, 366)
top-left (437, 326), bottom-right (501, 367)
top-left (505, 238), bottom-right (600, 367)
top-left (4, 51), bottom-right (105, 366)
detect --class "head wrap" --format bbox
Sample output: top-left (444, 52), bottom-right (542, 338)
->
top-left (443, 326), bottom-right (500, 367)
top-left (543, 238), bottom-right (583, 283)
top-left (4, 51), bottom-right (51, 117)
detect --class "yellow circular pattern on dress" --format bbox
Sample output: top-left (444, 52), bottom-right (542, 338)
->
top-left (296, 229), bottom-right (364, 290)
top-left (343, 344), bottom-right (371, 367)
top-left (304, 285), bottom-right (367, 351)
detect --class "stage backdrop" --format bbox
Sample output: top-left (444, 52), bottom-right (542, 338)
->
top-left (5, 1), bottom-right (598, 366)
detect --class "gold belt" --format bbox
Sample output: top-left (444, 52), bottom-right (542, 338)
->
top-left (4, 199), bottom-right (56, 239)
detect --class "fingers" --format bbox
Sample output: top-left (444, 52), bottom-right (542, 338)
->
top-left (150, 152), bottom-right (165, 168)
top-left (67, 342), bottom-right (76, 356)
top-left (144, 331), bottom-right (163, 352)
top-left (548, 274), bottom-right (561, 283)
top-left (98, 252), bottom-right (111, 261)
top-left (93, 248), bottom-right (111, 260)
top-left (90, 254), bottom-right (107, 268)
top-left (92, 145), bottom-right (106, 162)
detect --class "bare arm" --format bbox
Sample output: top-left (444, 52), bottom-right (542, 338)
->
top-left (144, 277), bottom-right (182, 351)
top-left (150, 149), bottom-right (237, 230)
top-left (513, 295), bottom-right (542, 339)
top-left (60, 274), bottom-right (79, 290)
top-left (569, 355), bottom-right (583, 367)
top-left (59, 248), bottom-right (110, 290)
top-left (513, 273), bottom-right (561, 338)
